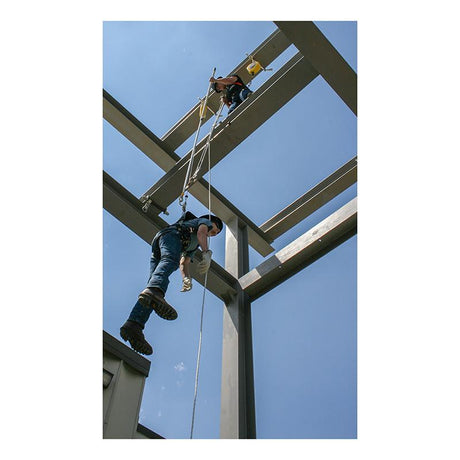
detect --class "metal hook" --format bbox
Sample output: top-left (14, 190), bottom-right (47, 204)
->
top-left (142, 199), bottom-right (151, 213)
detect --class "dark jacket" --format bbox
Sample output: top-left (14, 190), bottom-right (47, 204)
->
top-left (225, 74), bottom-right (251, 103)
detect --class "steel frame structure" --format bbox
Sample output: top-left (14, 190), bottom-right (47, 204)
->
top-left (103, 21), bottom-right (357, 439)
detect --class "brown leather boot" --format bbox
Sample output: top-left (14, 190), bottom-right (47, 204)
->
top-left (138, 287), bottom-right (178, 321)
top-left (120, 320), bottom-right (153, 355)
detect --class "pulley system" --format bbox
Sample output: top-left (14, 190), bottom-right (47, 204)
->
top-left (179, 67), bottom-right (225, 213)
top-left (245, 53), bottom-right (272, 76)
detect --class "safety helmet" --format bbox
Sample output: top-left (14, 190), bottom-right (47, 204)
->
top-left (200, 214), bottom-right (223, 231)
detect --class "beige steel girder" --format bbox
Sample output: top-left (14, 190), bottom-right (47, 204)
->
top-left (140, 52), bottom-right (319, 219)
top-left (161, 28), bottom-right (292, 151)
top-left (275, 21), bottom-right (357, 115)
top-left (239, 198), bottom-right (357, 301)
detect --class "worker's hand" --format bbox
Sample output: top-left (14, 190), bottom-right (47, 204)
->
top-left (197, 250), bottom-right (213, 274)
top-left (180, 276), bottom-right (192, 292)
top-left (209, 77), bottom-right (216, 83)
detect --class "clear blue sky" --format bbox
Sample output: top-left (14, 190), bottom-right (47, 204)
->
top-left (103, 21), bottom-right (357, 439)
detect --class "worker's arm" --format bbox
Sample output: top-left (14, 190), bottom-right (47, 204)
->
top-left (210, 76), bottom-right (238, 85)
top-left (180, 255), bottom-right (191, 278)
top-left (197, 224), bottom-right (213, 275)
top-left (197, 224), bottom-right (210, 252)
top-left (180, 255), bottom-right (192, 291)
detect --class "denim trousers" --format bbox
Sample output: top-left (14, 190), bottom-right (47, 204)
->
top-left (228, 88), bottom-right (251, 113)
top-left (147, 229), bottom-right (182, 294)
top-left (128, 229), bottom-right (182, 326)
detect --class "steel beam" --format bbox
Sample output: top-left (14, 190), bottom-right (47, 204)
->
top-left (220, 217), bottom-right (256, 439)
top-left (161, 28), bottom-right (292, 151)
top-left (103, 170), bottom-right (166, 243)
top-left (275, 21), bottom-right (357, 115)
top-left (103, 90), bottom-right (274, 257)
top-left (239, 198), bottom-right (357, 301)
top-left (103, 171), bottom-right (237, 301)
top-left (260, 156), bottom-right (357, 240)
top-left (103, 90), bottom-right (180, 172)
top-left (141, 52), bottom-right (319, 215)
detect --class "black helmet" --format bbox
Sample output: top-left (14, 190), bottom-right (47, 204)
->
top-left (212, 77), bottom-right (223, 93)
top-left (200, 214), bottom-right (223, 231)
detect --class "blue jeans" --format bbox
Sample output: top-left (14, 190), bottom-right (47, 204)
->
top-left (128, 229), bottom-right (182, 326)
top-left (147, 229), bottom-right (183, 294)
top-left (228, 88), bottom-right (252, 114)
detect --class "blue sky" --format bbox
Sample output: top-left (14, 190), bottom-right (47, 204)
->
top-left (104, 21), bottom-right (357, 439)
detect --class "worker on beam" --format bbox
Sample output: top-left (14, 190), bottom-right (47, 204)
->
top-left (120, 212), bottom-right (224, 355)
top-left (210, 75), bottom-right (252, 114)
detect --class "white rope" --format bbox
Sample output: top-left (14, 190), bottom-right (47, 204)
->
top-left (180, 68), bottom-right (216, 211)
top-left (190, 269), bottom-right (208, 439)
top-left (190, 101), bottom-right (224, 184)
top-left (190, 113), bottom-right (214, 440)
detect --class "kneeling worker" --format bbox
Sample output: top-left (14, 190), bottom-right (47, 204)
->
top-left (210, 74), bottom-right (252, 114)
top-left (120, 212), bottom-right (224, 355)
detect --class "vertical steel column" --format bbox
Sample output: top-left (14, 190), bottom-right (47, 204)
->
top-left (220, 217), bottom-right (256, 438)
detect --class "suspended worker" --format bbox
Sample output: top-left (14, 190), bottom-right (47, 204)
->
top-left (120, 212), bottom-right (224, 355)
top-left (210, 74), bottom-right (252, 114)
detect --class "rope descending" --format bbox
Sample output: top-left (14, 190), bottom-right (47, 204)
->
top-left (179, 68), bottom-right (216, 213)
top-left (189, 71), bottom-right (218, 440)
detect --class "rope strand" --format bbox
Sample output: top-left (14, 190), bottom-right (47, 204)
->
top-left (190, 90), bottom-right (215, 440)
top-left (190, 269), bottom-right (208, 439)
top-left (190, 101), bottom-right (224, 184)
top-left (180, 68), bottom-right (216, 211)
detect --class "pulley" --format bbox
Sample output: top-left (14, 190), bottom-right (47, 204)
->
top-left (247, 59), bottom-right (262, 76)
top-left (245, 53), bottom-right (272, 76)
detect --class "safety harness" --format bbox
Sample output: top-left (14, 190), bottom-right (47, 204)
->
top-left (224, 74), bottom-right (251, 103)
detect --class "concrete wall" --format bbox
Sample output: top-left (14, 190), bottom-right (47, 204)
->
top-left (103, 331), bottom-right (153, 439)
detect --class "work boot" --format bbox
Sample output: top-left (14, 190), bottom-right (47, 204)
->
top-left (138, 287), bottom-right (178, 321)
top-left (120, 320), bottom-right (153, 355)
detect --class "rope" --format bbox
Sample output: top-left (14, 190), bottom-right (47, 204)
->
top-left (190, 269), bottom-right (208, 439)
top-left (180, 68), bottom-right (216, 212)
top-left (190, 105), bottom-right (214, 440)
top-left (190, 101), bottom-right (224, 184)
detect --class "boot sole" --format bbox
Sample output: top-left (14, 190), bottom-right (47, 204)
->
top-left (120, 326), bottom-right (153, 355)
top-left (138, 293), bottom-right (178, 321)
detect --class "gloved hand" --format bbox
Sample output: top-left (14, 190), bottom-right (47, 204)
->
top-left (181, 276), bottom-right (192, 292)
top-left (197, 250), bottom-right (212, 274)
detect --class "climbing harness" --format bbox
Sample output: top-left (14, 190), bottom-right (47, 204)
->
top-left (179, 68), bottom-right (225, 213)
top-left (245, 53), bottom-right (272, 76)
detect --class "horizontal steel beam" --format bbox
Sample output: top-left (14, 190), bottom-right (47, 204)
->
top-left (103, 90), bottom-right (180, 172)
top-left (275, 21), bottom-right (357, 115)
top-left (141, 52), bottom-right (319, 216)
top-left (260, 156), bottom-right (357, 240)
top-left (103, 171), bottom-right (237, 301)
top-left (188, 180), bottom-right (274, 256)
top-left (239, 198), bottom-right (357, 301)
top-left (161, 28), bottom-right (292, 152)
top-left (103, 170), bottom-right (166, 243)
top-left (103, 90), bottom-right (274, 257)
